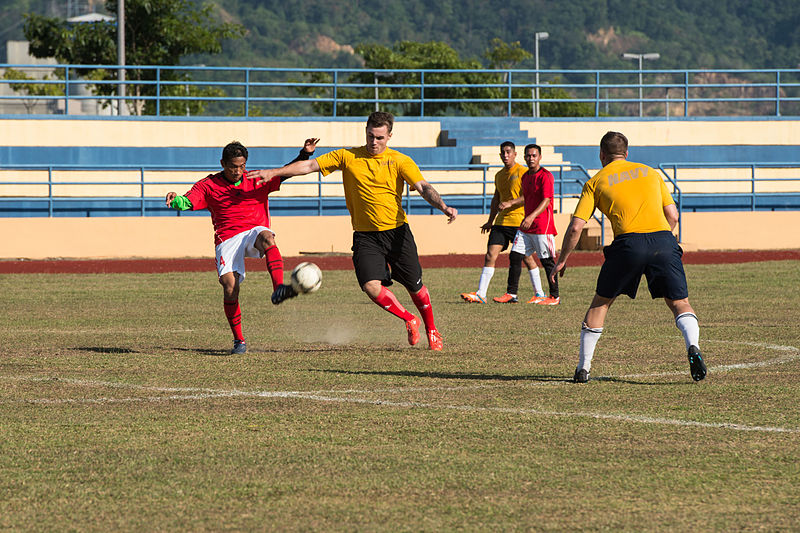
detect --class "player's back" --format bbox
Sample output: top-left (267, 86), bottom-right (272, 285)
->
top-left (579, 160), bottom-right (672, 237)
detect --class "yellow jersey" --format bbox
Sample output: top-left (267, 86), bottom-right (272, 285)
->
top-left (493, 163), bottom-right (526, 227)
top-left (315, 146), bottom-right (424, 232)
top-left (573, 159), bottom-right (674, 237)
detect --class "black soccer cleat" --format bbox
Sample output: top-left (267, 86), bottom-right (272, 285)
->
top-left (271, 284), bottom-right (298, 305)
top-left (231, 339), bottom-right (247, 355)
top-left (688, 345), bottom-right (707, 381)
top-left (573, 368), bottom-right (590, 383)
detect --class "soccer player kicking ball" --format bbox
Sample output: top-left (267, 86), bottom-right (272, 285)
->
top-left (245, 112), bottom-right (457, 351)
top-left (165, 138), bottom-right (319, 355)
top-left (551, 131), bottom-right (705, 383)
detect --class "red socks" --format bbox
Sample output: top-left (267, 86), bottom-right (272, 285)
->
top-left (264, 245), bottom-right (284, 290)
top-left (223, 300), bottom-right (244, 341)
top-left (370, 286), bottom-right (415, 321)
top-left (410, 285), bottom-right (436, 332)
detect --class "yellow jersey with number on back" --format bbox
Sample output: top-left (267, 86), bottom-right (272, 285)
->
top-left (493, 163), bottom-right (526, 227)
top-left (573, 159), bottom-right (674, 237)
top-left (315, 146), bottom-right (424, 232)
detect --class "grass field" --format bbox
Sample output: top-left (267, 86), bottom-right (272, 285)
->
top-left (1, 261), bottom-right (799, 531)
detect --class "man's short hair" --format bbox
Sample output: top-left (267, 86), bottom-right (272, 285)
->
top-left (600, 131), bottom-right (628, 156)
top-left (222, 141), bottom-right (248, 162)
top-left (524, 143), bottom-right (541, 155)
top-left (367, 111), bottom-right (394, 133)
top-left (500, 141), bottom-right (516, 151)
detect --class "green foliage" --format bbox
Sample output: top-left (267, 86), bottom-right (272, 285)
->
top-left (298, 41), bottom-right (510, 116)
top-left (484, 38), bottom-right (532, 70)
top-left (22, 0), bottom-right (245, 115)
top-left (1, 67), bottom-right (64, 112)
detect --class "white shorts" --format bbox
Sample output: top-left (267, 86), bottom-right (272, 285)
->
top-left (215, 226), bottom-right (273, 282)
top-left (510, 231), bottom-right (556, 259)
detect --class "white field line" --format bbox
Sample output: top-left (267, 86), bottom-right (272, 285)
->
top-left (3, 340), bottom-right (799, 434)
top-left (10, 383), bottom-right (798, 434)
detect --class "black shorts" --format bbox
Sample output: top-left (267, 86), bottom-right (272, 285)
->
top-left (596, 231), bottom-right (688, 300)
top-left (351, 224), bottom-right (423, 292)
top-left (487, 225), bottom-right (519, 252)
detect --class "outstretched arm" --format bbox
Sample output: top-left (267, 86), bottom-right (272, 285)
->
top-left (413, 179), bottom-right (457, 223)
top-left (246, 158), bottom-right (321, 185)
top-left (164, 191), bottom-right (192, 210)
top-left (281, 138), bottom-right (320, 182)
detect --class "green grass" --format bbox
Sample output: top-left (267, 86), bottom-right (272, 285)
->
top-left (1, 262), bottom-right (799, 531)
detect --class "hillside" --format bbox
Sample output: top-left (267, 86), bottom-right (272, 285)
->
top-left (3, 0), bottom-right (800, 70)
top-left (195, 0), bottom-right (800, 70)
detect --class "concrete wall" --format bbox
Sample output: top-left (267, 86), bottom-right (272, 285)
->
top-left (2, 211), bottom-right (798, 260)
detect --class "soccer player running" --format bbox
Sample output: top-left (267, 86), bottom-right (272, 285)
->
top-left (498, 143), bottom-right (560, 305)
top-left (245, 111), bottom-right (458, 351)
top-left (551, 131), bottom-right (705, 383)
top-left (165, 138), bottom-right (319, 355)
top-left (460, 141), bottom-right (545, 304)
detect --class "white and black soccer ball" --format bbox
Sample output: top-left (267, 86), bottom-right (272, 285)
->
top-left (290, 262), bottom-right (322, 294)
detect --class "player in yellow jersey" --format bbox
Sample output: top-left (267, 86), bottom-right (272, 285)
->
top-left (245, 112), bottom-right (458, 351)
top-left (551, 131), bottom-right (705, 383)
top-left (460, 141), bottom-right (544, 304)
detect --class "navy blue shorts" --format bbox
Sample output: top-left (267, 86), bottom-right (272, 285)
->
top-left (487, 225), bottom-right (518, 252)
top-left (596, 231), bottom-right (688, 300)
top-left (351, 224), bottom-right (423, 292)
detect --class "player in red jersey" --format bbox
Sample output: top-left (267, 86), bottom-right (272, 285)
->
top-left (499, 143), bottom-right (560, 305)
top-left (165, 138), bottom-right (319, 354)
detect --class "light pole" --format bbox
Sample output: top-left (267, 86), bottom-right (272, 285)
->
top-left (622, 52), bottom-right (659, 117)
top-left (117, 0), bottom-right (126, 115)
top-left (534, 31), bottom-right (549, 118)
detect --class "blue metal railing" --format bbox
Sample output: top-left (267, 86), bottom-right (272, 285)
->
top-left (0, 162), bottom-right (591, 215)
top-left (2, 64), bottom-right (799, 118)
top-left (658, 162), bottom-right (800, 242)
top-left (6, 161), bottom-right (800, 246)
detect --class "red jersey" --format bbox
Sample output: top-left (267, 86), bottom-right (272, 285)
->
top-left (184, 172), bottom-right (282, 245)
top-left (521, 166), bottom-right (557, 235)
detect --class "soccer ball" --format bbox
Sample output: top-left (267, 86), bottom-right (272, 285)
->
top-left (290, 262), bottom-right (322, 294)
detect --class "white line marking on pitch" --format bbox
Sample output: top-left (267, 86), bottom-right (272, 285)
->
top-left (3, 340), bottom-right (799, 434)
top-left (12, 385), bottom-right (798, 434)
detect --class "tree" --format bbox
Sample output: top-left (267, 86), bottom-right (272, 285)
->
top-left (484, 38), bottom-right (532, 70)
top-left (23, 0), bottom-right (245, 115)
top-left (298, 41), bottom-right (505, 117)
top-left (1, 67), bottom-right (64, 113)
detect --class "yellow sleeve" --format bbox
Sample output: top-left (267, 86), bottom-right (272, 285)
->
top-left (573, 179), bottom-right (597, 221)
top-left (314, 149), bottom-right (345, 177)
top-left (398, 154), bottom-right (424, 186)
top-left (659, 176), bottom-right (675, 207)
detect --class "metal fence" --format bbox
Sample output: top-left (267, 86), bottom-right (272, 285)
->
top-left (2, 64), bottom-right (800, 118)
top-left (5, 161), bottom-right (800, 244)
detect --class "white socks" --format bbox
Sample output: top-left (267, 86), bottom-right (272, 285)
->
top-left (477, 267), bottom-right (495, 298)
top-left (528, 267), bottom-right (544, 296)
top-left (675, 312), bottom-right (700, 350)
top-left (578, 323), bottom-right (603, 372)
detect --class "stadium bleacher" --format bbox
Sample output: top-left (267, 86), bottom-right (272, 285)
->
top-left (2, 117), bottom-right (800, 217)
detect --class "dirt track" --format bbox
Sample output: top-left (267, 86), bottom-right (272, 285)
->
top-left (1, 250), bottom-right (799, 274)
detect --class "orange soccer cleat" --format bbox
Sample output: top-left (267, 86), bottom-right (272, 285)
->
top-left (427, 328), bottom-right (444, 351)
top-left (536, 296), bottom-right (561, 306)
top-left (460, 292), bottom-right (486, 303)
top-left (492, 293), bottom-right (519, 304)
top-left (406, 316), bottom-right (421, 346)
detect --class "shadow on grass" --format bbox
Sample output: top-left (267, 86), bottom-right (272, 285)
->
top-left (310, 368), bottom-right (569, 382)
top-left (311, 369), bottom-right (691, 386)
top-left (170, 346), bottom-right (359, 357)
top-left (73, 347), bottom-right (140, 354)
